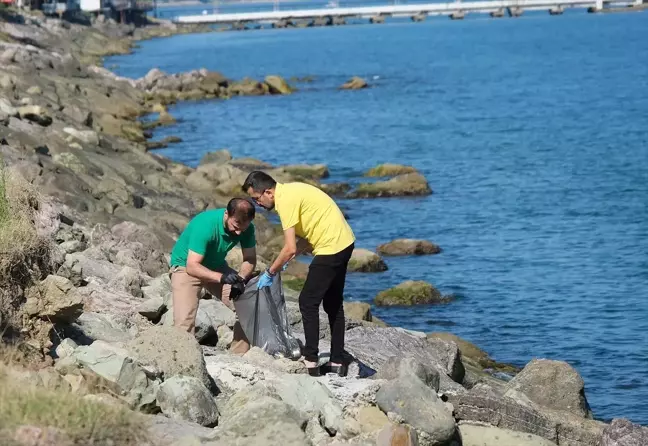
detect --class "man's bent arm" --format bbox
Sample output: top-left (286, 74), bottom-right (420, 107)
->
top-left (186, 251), bottom-right (224, 283)
top-left (239, 247), bottom-right (256, 280)
top-left (268, 227), bottom-right (297, 275)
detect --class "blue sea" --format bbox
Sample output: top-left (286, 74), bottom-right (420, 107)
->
top-left (107, 7), bottom-right (648, 424)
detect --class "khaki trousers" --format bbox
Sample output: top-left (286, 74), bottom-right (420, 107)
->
top-left (170, 265), bottom-right (250, 355)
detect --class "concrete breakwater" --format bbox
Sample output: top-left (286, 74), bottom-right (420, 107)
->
top-left (1, 8), bottom-right (647, 445)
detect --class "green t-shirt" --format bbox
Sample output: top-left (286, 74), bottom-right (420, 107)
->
top-left (170, 208), bottom-right (256, 271)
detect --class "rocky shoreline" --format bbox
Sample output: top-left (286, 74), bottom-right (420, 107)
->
top-left (0, 7), bottom-right (646, 446)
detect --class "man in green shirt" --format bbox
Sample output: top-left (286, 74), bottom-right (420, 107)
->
top-left (169, 198), bottom-right (257, 354)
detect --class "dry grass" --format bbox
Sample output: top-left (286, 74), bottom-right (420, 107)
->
top-left (0, 362), bottom-right (148, 446)
top-left (0, 162), bottom-right (53, 338)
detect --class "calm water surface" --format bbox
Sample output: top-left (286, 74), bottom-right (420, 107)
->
top-left (107, 10), bottom-right (648, 423)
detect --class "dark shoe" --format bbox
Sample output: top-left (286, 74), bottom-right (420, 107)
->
top-left (320, 363), bottom-right (348, 377)
top-left (307, 365), bottom-right (322, 377)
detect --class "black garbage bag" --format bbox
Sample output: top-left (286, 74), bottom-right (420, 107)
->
top-left (233, 274), bottom-right (301, 360)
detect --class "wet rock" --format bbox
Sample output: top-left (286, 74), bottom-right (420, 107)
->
top-left (348, 248), bottom-right (388, 272)
top-left (24, 275), bottom-right (84, 323)
top-left (377, 238), bottom-right (441, 256)
top-left (345, 326), bottom-right (465, 391)
top-left (264, 75), bottom-right (293, 95)
top-left (375, 281), bottom-right (451, 306)
top-left (376, 368), bottom-right (456, 445)
top-left (364, 163), bottom-right (417, 177)
top-left (504, 358), bottom-right (592, 418)
top-left (459, 422), bottom-right (557, 446)
top-left (601, 418), bottom-right (648, 446)
top-left (157, 376), bottom-right (219, 427)
top-left (348, 173), bottom-right (432, 198)
top-left (278, 163), bottom-right (329, 179)
top-left (126, 325), bottom-right (214, 392)
top-left (427, 332), bottom-right (520, 378)
top-left (341, 76), bottom-right (368, 90)
top-left (228, 78), bottom-right (267, 96)
top-left (17, 105), bottom-right (52, 126)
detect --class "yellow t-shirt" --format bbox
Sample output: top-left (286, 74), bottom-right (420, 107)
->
top-left (274, 182), bottom-right (355, 256)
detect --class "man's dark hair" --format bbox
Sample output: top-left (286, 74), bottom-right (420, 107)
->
top-left (226, 197), bottom-right (255, 222)
top-left (241, 171), bottom-right (277, 193)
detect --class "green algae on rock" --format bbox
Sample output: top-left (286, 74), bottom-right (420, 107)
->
top-left (364, 163), bottom-right (417, 177)
top-left (348, 173), bottom-right (432, 198)
top-left (374, 280), bottom-right (451, 306)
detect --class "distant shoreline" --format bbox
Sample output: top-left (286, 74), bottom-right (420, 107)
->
top-left (156, 0), bottom-right (304, 7)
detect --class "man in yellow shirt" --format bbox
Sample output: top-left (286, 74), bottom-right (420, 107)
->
top-left (242, 171), bottom-right (355, 377)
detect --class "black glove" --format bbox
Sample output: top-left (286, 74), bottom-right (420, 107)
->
top-left (230, 281), bottom-right (245, 301)
top-left (220, 272), bottom-right (244, 285)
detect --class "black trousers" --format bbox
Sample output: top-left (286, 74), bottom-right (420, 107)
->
top-left (299, 242), bottom-right (354, 364)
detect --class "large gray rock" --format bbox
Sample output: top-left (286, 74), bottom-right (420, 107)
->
top-left (505, 359), bottom-right (592, 418)
top-left (126, 326), bottom-right (214, 392)
top-left (450, 384), bottom-right (604, 446)
top-left (73, 340), bottom-right (158, 410)
top-left (210, 395), bottom-right (308, 446)
top-left (459, 422), bottom-right (557, 446)
top-left (269, 374), bottom-right (349, 436)
top-left (67, 311), bottom-right (136, 343)
top-left (138, 274), bottom-right (172, 320)
top-left (375, 356), bottom-right (440, 391)
top-left (345, 326), bottom-right (464, 392)
top-left (157, 376), bottom-right (219, 427)
top-left (377, 239), bottom-right (441, 256)
top-left (601, 419), bottom-right (648, 446)
top-left (376, 373), bottom-right (456, 446)
top-left (146, 414), bottom-right (219, 445)
top-left (23, 275), bottom-right (83, 323)
top-left (348, 248), bottom-right (388, 272)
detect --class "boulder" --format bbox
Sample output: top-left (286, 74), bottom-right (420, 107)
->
top-left (63, 127), bottom-right (100, 146)
top-left (601, 418), bottom-right (648, 446)
top-left (24, 275), bottom-right (84, 323)
top-left (377, 239), bottom-right (441, 256)
top-left (364, 163), bottom-right (417, 177)
top-left (377, 425), bottom-right (418, 446)
top-left (17, 105), bottom-right (52, 126)
top-left (348, 248), bottom-right (388, 272)
top-left (229, 157), bottom-right (273, 170)
top-left (374, 357), bottom-right (440, 391)
top-left (340, 77), bottom-right (368, 90)
top-left (344, 302), bottom-right (372, 322)
top-left (72, 340), bottom-right (158, 410)
top-left (213, 395), bottom-right (309, 446)
top-left (269, 374), bottom-right (348, 435)
top-left (504, 359), bottom-right (592, 418)
top-left (374, 281), bottom-right (450, 306)
top-left (427, 332), bottom-right (520, 377)
top-left (126, 325), bottom-right (214, 392)
top-left (348, 173), bottom-right (432, 198)
top-left (459, 422), bottom-right (557, 446)
top-left (345, 326), bottom-right (465, 391)
top-left (376, 371), bottom-right (456, 445)
top-left (53, 152), bottom-right (88, 175)
top-left (55, 338), bottom-right (78, 359)
top-left (199, 149), bottom-right (232, 166)
top-left (0, 98), bottom-right (17, 117)
top-left (278, 163), bottom-right (329, 179)
top-left (356, 406), bottom-right (390, 434)
top-left (449, 384), bottom-right (605, 445)
top-left (264, 75), bottom-right (293, 95)
top-left (157, 376), bottom-right (219, 427)
top-left (66, 311), bottom-right (136, 343)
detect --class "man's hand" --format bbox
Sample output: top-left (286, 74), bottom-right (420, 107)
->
top-left (221, 271), bottom-right (244, 285)
top-left (230, 281), bottom-right (245, 301)
top-left (257, 270), bottom-right (274, 289)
